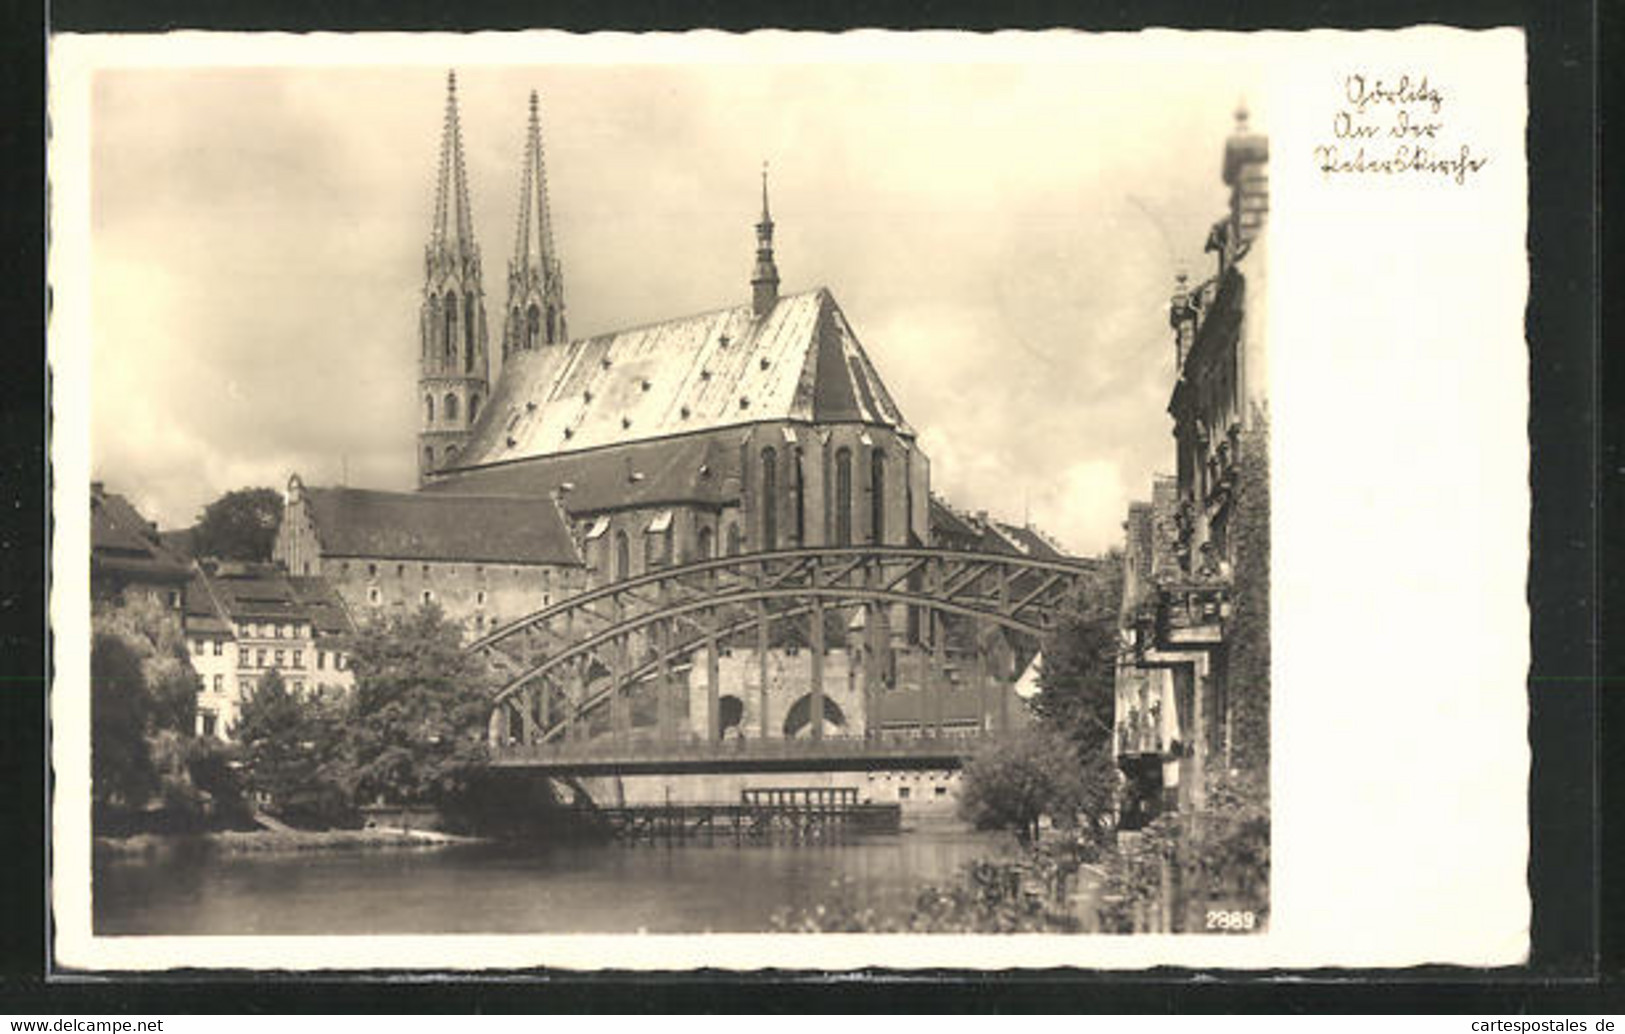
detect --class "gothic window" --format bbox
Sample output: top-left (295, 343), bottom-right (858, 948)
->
top-left (464, 293), bottom-right (477, 372)
top-left (425, 395), bottom-right (435, 423)
top-left (870, 450), bottom-right (886, 544)
top-left (835, 447), bottom-right (853, 546)
top-left (527, 304), bottom-right (541, 351)
top-left (428, 295), bottom-right (442, 360)
top-left (446, 445), bottom-right (459, 462)
top-left (444, 292), bottom-right (459, 364)
top-left (726, 524), bottom-right (742, 557)
top-left (793, 447), bottom-right (806, 545)
top-left (760, 447), bottom-right (778, 550)
top-left (469, 394), bottom-right (481, 423)
top-left (424, 446), bottom-right (434, 469)
top-left (444, 392), bottom-right (459, 422)
top-left (697, 526), bottom-right (714, 560)
top-left (546, 304), bottom-right (558, 342)
top-left (614, 530), bottom-right (631, 581)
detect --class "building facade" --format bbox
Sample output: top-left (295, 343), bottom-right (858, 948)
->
top-left (274, 476), bottom-right (587, 637)
top-left (183, 561), bottom-right (359, 740)
top-left (91, 482), bottom-right (190, 611)
top-left (1114, 108), bottom-right (1270, 825)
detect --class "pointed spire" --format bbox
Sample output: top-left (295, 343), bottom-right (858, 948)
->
top-left (503, 88), bottom-right (568, 356)
top-left (751, 160), bottom-right (780, 318)
top-left (430, 70), bottom-right (477, 262)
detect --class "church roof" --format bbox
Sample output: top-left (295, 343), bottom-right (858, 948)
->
top-left (450, 287), bottom-right (910, 470)
top-left (423, 431), bottom-right (738, 514)
top-left (301, 486), bottom-right (582, 566)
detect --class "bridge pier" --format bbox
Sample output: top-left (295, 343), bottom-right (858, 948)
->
top-left (809, 594), bottom-right (825, 741)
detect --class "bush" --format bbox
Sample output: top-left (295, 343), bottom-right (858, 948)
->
top-left (958, 727), bottom-right (1109, 846)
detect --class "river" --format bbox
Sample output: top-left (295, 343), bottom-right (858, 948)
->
top-left (93, 826), bottom-right (1011, 935)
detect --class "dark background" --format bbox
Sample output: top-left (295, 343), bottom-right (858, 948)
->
top-left (2, 0), bottom-right (1608, 1013)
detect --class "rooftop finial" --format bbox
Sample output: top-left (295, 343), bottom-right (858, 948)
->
top-left (751, 160), bottom-right (780, 317)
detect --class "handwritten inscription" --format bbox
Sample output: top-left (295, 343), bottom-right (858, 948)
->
top-left (1312, 74), bottom-right (1489, 185)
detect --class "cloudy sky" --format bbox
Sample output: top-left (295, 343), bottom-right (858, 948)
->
top-left (88, 40), bottom-right (1255, 555)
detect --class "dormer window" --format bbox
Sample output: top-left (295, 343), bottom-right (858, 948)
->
top-left (680, 406), bottom-right (691, 419)
top-left (739, 396), bottom-right (750, 409)
top-left (641, 379), bottom-right (651, 392)
top-left (759, 357), bottom-right (771, 370)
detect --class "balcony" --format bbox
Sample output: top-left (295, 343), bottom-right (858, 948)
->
top-left (1155, 581), bottom-right (1231, 646)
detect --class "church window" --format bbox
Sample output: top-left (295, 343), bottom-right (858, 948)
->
top-left (870, 450), bottom-right (887, 544)
top-left (444, 393), bottom-right (459, 422)
top-left (444, 293), bottom-right (459, 363)
top-left (615, 531), bottom-right (631, 581)
top-left (527, 305), bottom-right (540, 350)
top-left (697, 526), bottom-right (714, 560)
top-left (464, 293), bottom-right (477, 372)
top-left (367, 587), bottom-right (380, 606)
top-left (760, 448), bottom-right (778, 550)
top-left (425, 395), bottom-right (434, 423)
top-left (835, 447), bottom-right (853, 546)
top-left (794, 447), bottom-right (806, 545)
top-left (424, 445), bottom-right (435, 469)
top-left (469, 394), bottom-right (481, 422)
top-left (422, 590), bottom-right (434, 606)
top-left (726, 524), bottom-right (742, 557)
top-left (547, 304), bottom-right (558, 342)
top-left (368, 563), bottom-right (378, 579)
top-left (446, 445), bottom-right (459, 462)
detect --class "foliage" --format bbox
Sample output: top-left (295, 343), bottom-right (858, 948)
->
top-left (191, 486), bottom-right (284, 562)
top-left (959, 727), bottom-right (1100, 846)
top-left (90, 632), bottom-right (158, 811)
top-left (773, 859), bottom-right (1082, 934)
top-left (92, 591), bottom-right (199, 736)
top-left (1227, 408), bottom-right (1271, 771)
top-left (1028, 554), bottom-right (1124, 754)
top-left (340, 603), bottom-right (492, 809)
top-left (1093, 767), bottom-right (1270, 933)
top-left (232, 670), bottom-right (350, 826)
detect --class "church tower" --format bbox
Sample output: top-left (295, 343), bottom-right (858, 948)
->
top-left (751, 162), bottom-right (780, 318)
top-left (419, 71), bottom-right (491, 484)
top-left (502, 90), bottom-right (568, 361)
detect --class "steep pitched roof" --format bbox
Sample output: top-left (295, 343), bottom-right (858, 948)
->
top-left (423, 430), bottom-right (738, 514)
top-left (302, 486), bottom-right (581, 566)
top-left (453, 287), bottom-right (909, 470)
top-left (288, 576), bottom-right (358, 637)
top-left (91, 486), bottom-right (191, 581)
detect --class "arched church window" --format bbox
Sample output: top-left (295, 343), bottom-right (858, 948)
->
top-left (424, 445), bottom-right (435, 469)
top-left (725, 524), bottom-right (742, 557)
top-left (793, 446), bottom-right (806, 545)
top-left (697, 526), bottom-right (714, 560)
top-left (464, 293), bottom-right (477, 373)
top-left (870, 450), bottom-right (886, 544)
top-left (835, 447), bottom-right (853, 546)
top-left (425, 395), bottom-right (435, 423)
top-left (428, 295), bottom-right (442, 360)
top-left (444, 292), bottom-right (459, 363)
top-left (527, 305), bottom-right (541, 351)
top-left (446, 445), bottom-right (459, 462)
top-left (760, 447), bottom-right (778, 551)
top-left (469, 394), bottom-right (481, 423)
top-left (614, 531), bottom-right (631, 581)
top-left (546, 304), bottom-right (558, 343)
top-left (444, 393), bottom-right (459, 422)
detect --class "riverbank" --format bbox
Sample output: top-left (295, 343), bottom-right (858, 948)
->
top-left (95, 825), bottom-right (483, 859)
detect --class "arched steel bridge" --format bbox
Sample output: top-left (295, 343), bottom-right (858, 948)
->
top-left (465, 545), bottom-right (1098, 768)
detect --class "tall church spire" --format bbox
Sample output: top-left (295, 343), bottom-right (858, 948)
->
top-left (751, 161), bottom-right (780, 318)
top-left (503, 89), bottom-right (568, 359)
top-left (419, 70), bottom-right (490, 485)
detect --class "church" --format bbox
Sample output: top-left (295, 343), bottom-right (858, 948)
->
top-left (275, 73), bottom-right (930, 635)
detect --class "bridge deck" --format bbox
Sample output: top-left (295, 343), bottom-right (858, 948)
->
top-left (489, 734), bottom-right (987, 774)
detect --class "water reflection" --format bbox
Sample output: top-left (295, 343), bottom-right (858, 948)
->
top-left (94, 827), bottom-right (1010, 935)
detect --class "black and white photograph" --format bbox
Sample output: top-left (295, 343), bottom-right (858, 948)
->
top-left (48, 29), bottom-right (1531, 971)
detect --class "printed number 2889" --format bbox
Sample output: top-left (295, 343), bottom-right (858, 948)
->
top-left (1205, 910), bottom-right (1256, 932)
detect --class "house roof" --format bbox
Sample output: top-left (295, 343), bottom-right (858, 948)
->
top-left (449, 287), bottom-right (910, 471)
top-left (423, 430), bottom-right (739, 514)
top-left (186, 563), bottom-right (358, 638)
top-left (91, 486), bottom-right (191, 582)
top-left (288, 577), bottom-right (357, 637)
top-left (301, 486), bottom-right (582, 566)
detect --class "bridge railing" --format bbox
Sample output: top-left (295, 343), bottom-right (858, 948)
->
top-left (489, 729), bottom-right (995, 766)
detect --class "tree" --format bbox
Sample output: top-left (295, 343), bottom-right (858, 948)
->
top-left (958, 727), bottom-right (1095, 846)
top-left (233, 670), bottom-right (348, 824)
top-left (341, 603), bottom-right (492, 808)
top-left (92, 591), bottom-right (199, 736)
top-left (191, 487), bottom-right (283, 561)
top-left (1027, 554), bottom-right (1124, 754)
top-left (90, 632), bottom-right (157, 813)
